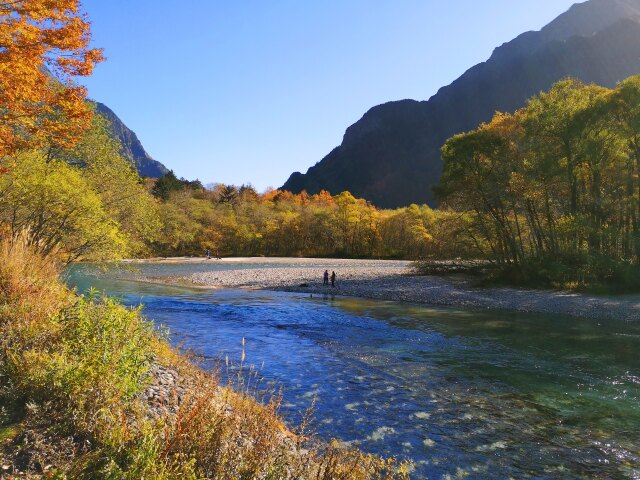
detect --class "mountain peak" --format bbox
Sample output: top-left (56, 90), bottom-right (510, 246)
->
top-left (282, 0), bottom-right (640, 208)
top-left (541, 0), bottom-right (640, 41)
top-left (488, 0), bottom-right (640, 65)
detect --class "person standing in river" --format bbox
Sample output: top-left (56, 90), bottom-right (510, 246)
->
top-left (323, 270), bottom-right (329, 286)
top-left (331, 271), bottom-right (336, 288)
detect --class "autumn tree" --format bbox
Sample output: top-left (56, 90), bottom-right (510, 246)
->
top-left (217, 184), bottom-right (239, 204)
top-left (0, 0), bottom-right (103, 156)
top-left (58, 114), bottom-right (162, 254)
top-left (605, 76), bottom-right (640, 260)
top-left (0, 116), bottom-right (162, 262)
top-left (437, 75), bottom-right (640, 288)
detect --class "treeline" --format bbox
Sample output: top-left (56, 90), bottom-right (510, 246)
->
top-left (148, 172), bottom-right (472, 259)
top-left (0, 114), bottom-right (161, 263)
top-left (8, 72), bottom-right (640, 290)
top-left (0, 115), bottom-right (472, 264)
top-left (437, 75), bottom-right (640, 287)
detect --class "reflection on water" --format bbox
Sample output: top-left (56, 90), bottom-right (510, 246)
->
top-left (67, 264), bottom-right (640, 479)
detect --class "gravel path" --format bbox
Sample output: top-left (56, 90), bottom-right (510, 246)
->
top-left (181, 258), bottom-right (640, 321)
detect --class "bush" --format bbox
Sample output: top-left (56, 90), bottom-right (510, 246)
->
top-left (0, 235), bottom-right (409, 479)
top-left (477, 254), bottom-right (640, 292)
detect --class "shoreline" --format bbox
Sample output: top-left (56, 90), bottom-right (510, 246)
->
top-left (127, 257), bottom-right (640, 321)
top-left (277, 276), bottom-right (640, 322)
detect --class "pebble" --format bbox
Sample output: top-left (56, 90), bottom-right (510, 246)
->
top-left (179, 258), bottom-right (640, 321)
top-left (141, 364), bottom-right (195, 419)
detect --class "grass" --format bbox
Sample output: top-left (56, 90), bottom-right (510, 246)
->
top-left (0, 234), bottom-right (410, 479)
top-left (0, 424), bottom-right (19, 443)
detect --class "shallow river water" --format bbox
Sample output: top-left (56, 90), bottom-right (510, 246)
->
top-left (67, 263), bottom-right (640, 479)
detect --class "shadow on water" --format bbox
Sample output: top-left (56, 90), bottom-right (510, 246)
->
top-left (66, 263), bottom-right (640, 479)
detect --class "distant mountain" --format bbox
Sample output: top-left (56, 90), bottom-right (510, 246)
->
top-left (282, 0), bottom-right (640, 208)
top-left (94, 102), bottom-right (169, 178)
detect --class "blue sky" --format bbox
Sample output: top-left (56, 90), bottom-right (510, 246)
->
top-left (81, 0), bottom-right (578, 189)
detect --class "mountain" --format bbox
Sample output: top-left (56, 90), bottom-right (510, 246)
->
top-left (94, 102), bottom-right (169, 178)
top-left (282, 0), bottom-right (640, 208)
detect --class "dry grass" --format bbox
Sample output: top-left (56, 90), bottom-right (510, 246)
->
top-left (0, 234), bottom-right (410, 479)
top-left (0, 231), bottom-right (70, 324)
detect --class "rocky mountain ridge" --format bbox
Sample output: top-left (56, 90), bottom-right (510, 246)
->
top-left (94, 101), bottom-right (169, 178)
top-left (282, 0), bottom-right (640, 207)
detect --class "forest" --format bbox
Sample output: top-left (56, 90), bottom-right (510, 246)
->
top-left (0, 120), bottom-right (473, 263)
top-left (148, 172), bottom-right (472, 259)
top-left (437, 76), bottom-right (640, 288)
top-left (5, 76), bottom-right (640, 290)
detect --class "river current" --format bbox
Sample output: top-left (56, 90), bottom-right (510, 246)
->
top-left (67, 263), bottom-right (640, 479)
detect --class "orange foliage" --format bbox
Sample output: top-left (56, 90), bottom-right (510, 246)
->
top-left (260, 188), bottom-right (279, 203)
top-left (0, 0), bottom-right (103, 155)
top-left (310, 189), bottom-right (335, 206)
top-left (272, 190), bottom-right (296, 203)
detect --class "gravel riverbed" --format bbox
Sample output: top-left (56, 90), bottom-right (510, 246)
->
top-left (168, 257), bottom-right (640, 321)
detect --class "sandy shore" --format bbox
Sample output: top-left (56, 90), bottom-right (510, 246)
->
top-left (149, 257), bottom-right (640, 322)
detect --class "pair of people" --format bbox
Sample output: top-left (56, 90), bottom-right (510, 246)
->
top-left (323, 270), bottom-right (336, 287)
top-left (205, 249), bottom-right (221, 260)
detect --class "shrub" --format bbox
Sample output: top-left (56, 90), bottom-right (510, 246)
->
top-left (0, 235), bottom-right (409, 479)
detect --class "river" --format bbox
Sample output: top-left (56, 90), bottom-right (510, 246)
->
top-left (67, 262), bottom-right (640, 479)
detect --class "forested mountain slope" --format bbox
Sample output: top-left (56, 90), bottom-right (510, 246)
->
top-left (282, 0), bottom-right (640, 207)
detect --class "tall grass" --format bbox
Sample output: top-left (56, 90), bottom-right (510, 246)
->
top-left (0, 234), bottom-right (410, 479)
top-left (0, 231), bottom-right (69, 322)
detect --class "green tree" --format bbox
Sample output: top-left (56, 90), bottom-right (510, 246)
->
top-left (152, 170), bottom-right (184, 200)
top-left (0, 117), bottom-right (161, 261)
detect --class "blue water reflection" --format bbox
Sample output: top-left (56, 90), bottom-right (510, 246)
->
top-left (67, 264), bottom-right (640, 479)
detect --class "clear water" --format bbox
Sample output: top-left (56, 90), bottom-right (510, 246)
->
top-left (67, 263), bottom-right (640, 479)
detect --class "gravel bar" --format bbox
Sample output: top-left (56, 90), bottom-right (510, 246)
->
top-left (174, 257), bottom-right (640, 321)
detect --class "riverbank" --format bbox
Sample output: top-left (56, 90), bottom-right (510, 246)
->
top-left (68, 258), bottom-right (640, 478)
top-left (133, 257), bottom-right (640, 321)
top-left (1, 245), bottom-right (407, 478)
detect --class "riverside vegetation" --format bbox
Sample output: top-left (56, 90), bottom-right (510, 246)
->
top-left (148, 174), bottom-right (472, 260)
top-left (0, 235), bottom-right (408, 478)
top-left (2, 0), bottom-right (640, 477)
top-left (0, 2), bottom-right (407, 478)
top-left (437, 76), bottom-right (640, 290)
top-left (8, 70), bottom-right (640, 290)
top-left (148, 74), bottom-right (640, 290)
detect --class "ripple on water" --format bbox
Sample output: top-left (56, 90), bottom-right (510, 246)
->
top-left (66, 265), bottom-right (640, 480)
top-left (366, 426), bottom-right (397, 442)
top-left (422, 438), bottom-right (436, 448)
top-left (412, 411), bottom-right (431, 420)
